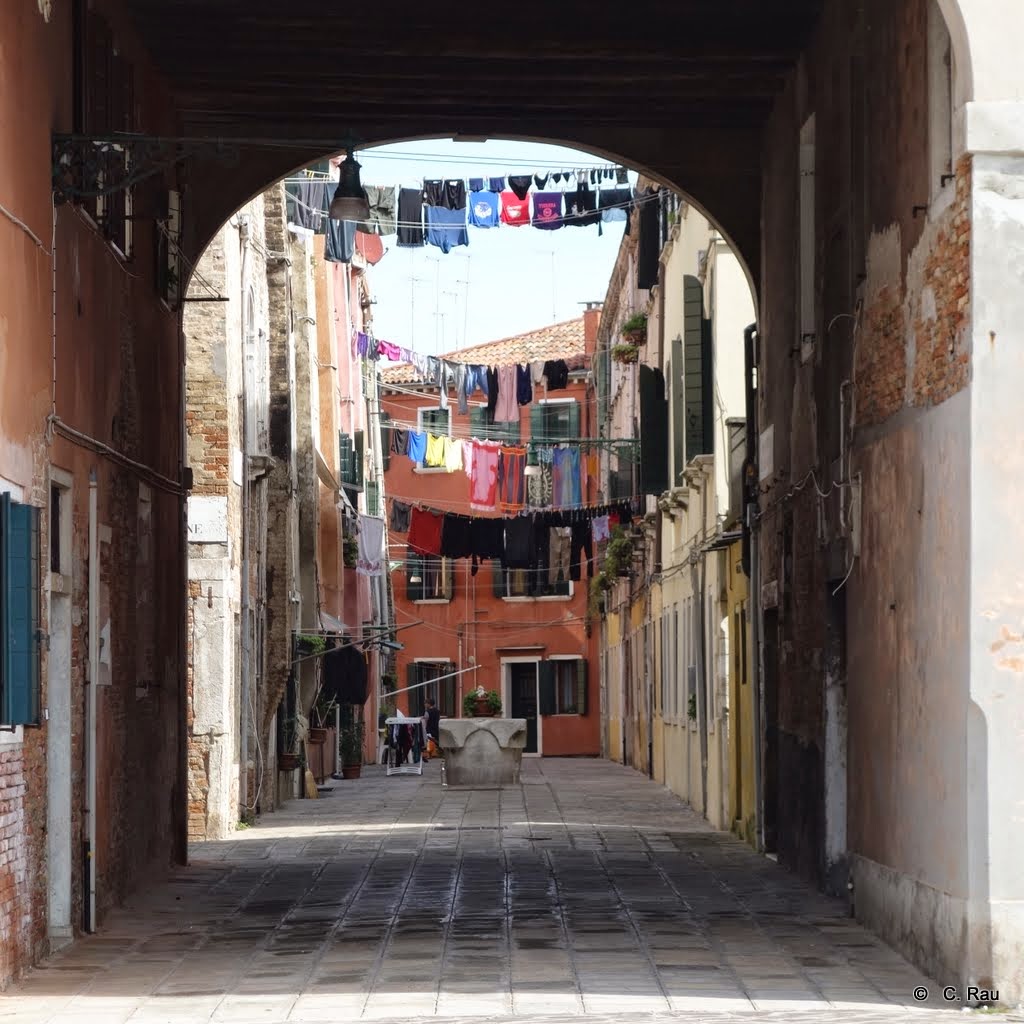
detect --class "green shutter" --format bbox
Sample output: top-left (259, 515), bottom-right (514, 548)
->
top-left (576, 659), bottom-right (588, 716)
top-left (670, 336), bottom-right (685, 486)
top-left (352, 430), bottom-right (365, 490)
top-left (683, 275), bottom-right (708, 459)
top-left (442, 662), bottom-right (456, 718)
top-left (2, 497), bottom-right (40, 726)
top-left (529, 404), bottom-right (546, 444)
top-left (492, 559), bottom-right (506, 598)
top-left (380, 413), bottom-right (392, 470)
top-left (566, 400), bottom-right (580, 439)
top-left (538, 661), bottom-right (556, 716)
top-left (339, 431), bottom-right (354, 484)
top-left (639, 365), bottom-right (669, 495)
top-left (407, 663), bottom-right (424, 717)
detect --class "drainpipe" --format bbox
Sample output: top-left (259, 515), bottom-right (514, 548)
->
top-left (743, 323), bottom-right (765, 850)
top-left (86, 469), bottom-right (98, 931)
top-left (238, 217), bottom-right (252, 817)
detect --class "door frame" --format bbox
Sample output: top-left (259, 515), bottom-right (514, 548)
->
top-left (501, 656), bottom-right (542, 756)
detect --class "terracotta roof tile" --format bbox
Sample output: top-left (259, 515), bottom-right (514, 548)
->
top-left (379, 317), bottom-right (586, 385)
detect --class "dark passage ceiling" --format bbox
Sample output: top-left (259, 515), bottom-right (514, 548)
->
top-left (123, 0), bottom-right (823, 276)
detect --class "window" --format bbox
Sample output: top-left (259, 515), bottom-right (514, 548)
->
top-left (539, 658), bottom-right (587, 716)
top-left (1, 494), bottom-right (41, 727)
top-left (418, 407), bottom-right (449, 437)
top-left (407, 660), bottom-right (455, 718)
top-left (530, 400), bottom-right (580, 444)
top-left (339, 429), bottom-right (364, 491)
top-left (469, 405), bottom-right (519, 443)
top-left (491, 559), bottom-right (571, 600)
top-left (407, 555), bottom-right (453, 602)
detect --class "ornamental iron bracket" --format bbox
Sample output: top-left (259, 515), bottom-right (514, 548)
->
top-left (51, 133), bottom-right (237, 204)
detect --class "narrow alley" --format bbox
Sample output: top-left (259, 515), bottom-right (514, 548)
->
top-left (5, 760), bottom-right (966, 1024)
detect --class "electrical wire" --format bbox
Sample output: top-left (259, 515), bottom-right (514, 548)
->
top-left (0, 199), bottom-right (51, 253)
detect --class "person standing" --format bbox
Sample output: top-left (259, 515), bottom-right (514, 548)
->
top-left (424, 698), bottom-right (441, 760)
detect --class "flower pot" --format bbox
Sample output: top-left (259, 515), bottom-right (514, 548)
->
top-left (308, 727), bottom-right (328, 745)
top-left (341, 763), bottom-right (362, 780)
top-left (472, 698), bottom-right (497, 717)
top-left (622, 328), bottom-right (646, 344)
top-left (278, 752), bottom-right (300, 772)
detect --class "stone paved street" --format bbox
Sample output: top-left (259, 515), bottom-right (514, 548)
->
top-left (2, 759), bottom-right (1009, 1023)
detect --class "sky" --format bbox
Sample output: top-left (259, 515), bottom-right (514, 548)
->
top-left (347, 140), bottom-right (635, 355)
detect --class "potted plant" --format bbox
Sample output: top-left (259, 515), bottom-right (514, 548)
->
top-left (605, 527), bottom-right (635, 578)
top-left (339, 718), bottom-right (365, 779)
top-left (343, 534), bottom-right (358, 569)
top-left (295, 632), bottom-right (326, 659)
top-left (462, 686), bottom-right (502, 718)
top-left (611, 342), bottom-right (640, 364)
top-left (279, 717), bottom-right (300, 771)
top-left (620, 311), bottom-right (648, 344)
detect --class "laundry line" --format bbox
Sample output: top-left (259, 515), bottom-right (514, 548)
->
top-left (380, 663), bottom-right (480, 703)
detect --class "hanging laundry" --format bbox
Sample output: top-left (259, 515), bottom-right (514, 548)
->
top-left (390, 427), bottom-right (409, 458)
top-left (463, 364), bottom-right (489, 400)
top-left (425, 205), bottom-right (469, 254)
top-left (503, 516), bottom-right (534, 569)
top-left (424, 178), bottom-right (466, 210)
top-left (469, 440), bottom-right (501, 511)
top-left (469, 517), bottom-right (505, 561)
top-left (591, 514), bottom-right (610, 544)
top-left (468, 190), bottom-right (500, 228)
top-left (356, 515), bottom-right (386, 577)
top-left (599, 187), bottom-right (633, 223)
top-left (552, 447), bottom-right (581, 507)
top-left (378, 340), bottom-right (402, 361)
top-left (443, 437), bottom-right (464, 474)
top-left (569, 518), bottom-right (593, 580)
top-left (530, 359), bottom-right (546, 386)
top-left (407, 431), bottom-right (427, 464)
top-left (497, 445), bottom-right (527, 513)
top-left (531, 192), bottom-right (563, 230)
top-left (468, 177), bottom-right (484, 192)
top-left (425, 433), bottom-right (446, 468)
top-left (462, 438), bottom-right (475, 478)
top-left (358, 185), bottom-right (397, 235)
top-left (396, 187), bottom-right (424, 247)
top-left (493, 364), bottom-right (519, 422)
top-left (452, 363), bottom-right (468, 414)
top-left (552, 172), bottom-right (563, 185)
top-left (440, 513), bottom-right (473, 559)
top-left (390, 499), bottom-right (412, 533)
top-left (324, 217), bottom-right (357, 263)
top-left (286, 177), bottom-right (327, 236)
top-left (533, 173), bottom-right (549, 189)
top-left (407, 507), bottom-right (445, 556)
top-left (549, 527), bottom-right (571, 583)
top-left (527, 458), bottom-right (553, 509)
top-left (485, 366), bottom-right (499, 424)
top-left (516, 364), bottom-right (533, 406)
top-left (562, 184), bottom-right (601, 227)
top-left (499, 192), bottom-right (530, 226)
top-left (488, 176), bottom-right (506, 192)
top-left (616, 165), bottom-right (629, 184)
top-left (507, 175), bottom-right (532, 201)
top-left (542, 359), bottom-right (569, 391)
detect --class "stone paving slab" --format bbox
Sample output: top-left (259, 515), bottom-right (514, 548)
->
top-left (4, 758), bottom-right (1017, 1023)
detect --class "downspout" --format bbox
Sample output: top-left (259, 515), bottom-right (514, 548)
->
top-left (238, 217), bottom-right (252, 816)
top-left (743, 323), bottom-right (764, 850)
top-left (695, 469), bottom-right (709, 816)
top-left (86, 469), bottom-right (98, 932)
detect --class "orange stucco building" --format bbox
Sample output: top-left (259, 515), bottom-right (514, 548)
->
top-left (380, 310), bottom-right (603, 757)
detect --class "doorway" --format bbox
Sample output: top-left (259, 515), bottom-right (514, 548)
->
top-left (507, 662), bottom-right (539, 754)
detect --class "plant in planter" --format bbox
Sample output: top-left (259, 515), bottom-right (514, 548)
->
top-left (620, 311), bottom-right (648, 344)
top-left (308, 687), bottom-right (337, 744)
top-left (462, 686), bottom-right (502, 718)
top-left (687, 694), bottom-right (698, 722)
top-left (611, 342), bottom-right (640, 364)
top-left (339, 718), bottom-right (365, 779)
top-left (295, 632), bottom-right (327, 658)
top-left (343, 533), bottom-right (359, 569)
top-left (605, 527), bottom-right (635, 578)
top-left (279, 718), bottom-right (301, 771)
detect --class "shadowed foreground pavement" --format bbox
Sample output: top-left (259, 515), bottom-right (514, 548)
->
top-left (3, 758), bottom-right (1005, 1023)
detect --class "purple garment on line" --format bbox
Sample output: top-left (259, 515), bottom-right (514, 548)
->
top-left (356, 332), bottom-right (368, 357)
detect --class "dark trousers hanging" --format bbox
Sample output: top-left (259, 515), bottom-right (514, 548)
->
top-left (569, 520), bottom-right (593, 581)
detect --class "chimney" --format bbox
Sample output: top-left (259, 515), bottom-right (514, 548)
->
top-left (582, 301), bottom-right (603, 353)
